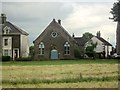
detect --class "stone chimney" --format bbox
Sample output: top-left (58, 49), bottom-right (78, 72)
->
top-left (96, 31), bottom-right (101, 37)
top-left (58, 19), bottom-right (61, 25)
top-left (1, 13), bottom-right (6, 24)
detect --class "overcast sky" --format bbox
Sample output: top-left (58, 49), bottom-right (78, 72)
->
top-left (1, 0), bottom-right (118, 47)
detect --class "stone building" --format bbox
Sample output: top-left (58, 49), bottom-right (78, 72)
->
top-left (33, 19), bottom-right (79, 60)
top-left (1, 14), bottom-right (29, 60)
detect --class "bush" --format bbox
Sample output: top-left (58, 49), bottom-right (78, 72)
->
top-left (2, 56), bottom-right (11, 61)
top-left (15, 57), bottom-right (32, 61)
top-left (74, 49), bottom-right (84, 59)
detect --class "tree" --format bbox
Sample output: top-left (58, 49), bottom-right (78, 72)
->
top-left (82, 32), bottom-right (94, 42)
top-left (29, 46), bottom-right (34, 58)
top-left (74, 49), bottom-right (84, 59)
top-left (85, 40), bottom-right (97, 58)
top-left (110, 0), bottom-right (120, 55)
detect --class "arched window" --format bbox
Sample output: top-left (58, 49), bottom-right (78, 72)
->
top-left (64, 42), bottom-right (70, 55)
top-left (39, 42), bottom-right (44, 55)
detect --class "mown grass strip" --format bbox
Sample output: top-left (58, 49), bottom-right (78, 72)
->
top-left (2, 59), bottom-right (119, 66)
top-left (2, 76), bottom-right (119, 85)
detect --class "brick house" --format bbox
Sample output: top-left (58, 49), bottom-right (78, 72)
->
top-left (1, 14), bottom-right (29, 60)
top-left (33, 19), bottom-right (79, 60)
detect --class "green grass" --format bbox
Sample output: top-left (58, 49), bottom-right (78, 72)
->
top-left (2, 59), bottom-right (119, 66)
top-left (2, 59), bottom-right (119, 88)
top-left (2, 76), bottom-right (118, 85)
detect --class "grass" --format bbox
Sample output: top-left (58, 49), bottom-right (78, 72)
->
top-left (2, 59), bottom-right (119, 88)
top-left (2, 76), bottom-right (118, 84)
top-left (3, 81), bottom-right (118, 88)
top-left (2, 59), bottom-right (119, 66)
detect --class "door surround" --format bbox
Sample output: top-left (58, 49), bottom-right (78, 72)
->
top-left (13, 48), bottom-right (19, 60)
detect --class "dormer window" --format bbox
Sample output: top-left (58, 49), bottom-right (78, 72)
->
top-left (3, 26), bottom-right (11, 34)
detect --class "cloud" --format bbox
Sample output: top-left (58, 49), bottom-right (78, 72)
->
top-left (1, 0), bottom-right (116, 3)
top-left (63, 2), bottom-right (117, 46)
top-left (2, 2), bottom-right (74, 45)
top-left (2, 2), bottom-right (117, 47)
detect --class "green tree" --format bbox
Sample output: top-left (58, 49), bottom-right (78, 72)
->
top-left (110, 0), bottom-right (120, 21)
top-left (29, 46), bottom-right (34, 58)
top-left (74, 49), bottom-right (84, 59)
top-left (82, 32), bottom-right (94, 42)
top-left (85, 41), bottom-right (97, 58)
top-left (110, 0), bottom-right (120, 55)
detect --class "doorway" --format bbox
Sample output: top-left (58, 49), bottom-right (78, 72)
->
top-left (50, 49), bottom-right (58, 60)
top-left (13, 48), bottom-right (19, 60)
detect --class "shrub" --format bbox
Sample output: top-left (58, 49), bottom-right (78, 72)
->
top-left (74, 49), bottom-right (84, 59)
top-left (2, 56), bottom-right (11, 61)
top-left (15, 57), bottom-right (32, 61)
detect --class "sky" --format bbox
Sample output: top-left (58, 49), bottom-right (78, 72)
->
top-left (1, 0), bottom-right (118, 47)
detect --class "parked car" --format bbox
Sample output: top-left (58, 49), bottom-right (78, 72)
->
top-left (112, 53), bottom-right (120, 59)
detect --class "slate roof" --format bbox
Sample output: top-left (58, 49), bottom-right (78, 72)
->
top-left (74, 37), bottom-right (87, 46)
top-left (2, 21), bottom-right (28, 35)
top-left (95, 36), bottom-right (112, 46)
top-left (74, 36), bottom-right (112, 47)
top-left (34, 19), bottom-right (76, 43)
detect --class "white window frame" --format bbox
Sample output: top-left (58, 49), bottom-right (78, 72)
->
top-left (4, 39), bottom-right (8, 46)
top-left (64, 42), bottom-right (70, 55)
top-left (3, 26), bottom-right (11, 34)
top-left (3, 49), bottom-right (11, 56)
top-left (51, 32), bottom-right (58, 38)
top-left (39, 42), bottom-right (45, 55)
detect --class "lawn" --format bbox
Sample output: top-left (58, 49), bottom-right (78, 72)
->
top-left (1, 59), bottom-right (119, 88)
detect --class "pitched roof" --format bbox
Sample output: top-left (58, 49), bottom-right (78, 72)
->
top-left (95, 36), bottom-right (112, 46)
top-left (74, 37), bottom-right (87, 46)
top-left (2, 21), bottom-right (28, 35)
top-left (74, 36), bottom-right (112, 47)
top-left (34, 19), bottom-right (76, 43)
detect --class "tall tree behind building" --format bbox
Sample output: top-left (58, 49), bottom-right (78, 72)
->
top-left (110, 0), bottom-right (120, 55)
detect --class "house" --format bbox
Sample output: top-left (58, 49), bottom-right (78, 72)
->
top-left (33, 19), bottom-right (79, 60)
top-left (85, 31), bottom-right (113, 58)
top-left (74, 36), bottom-right (88, 52)
top-left (1, 14), bottom-right (29, 60)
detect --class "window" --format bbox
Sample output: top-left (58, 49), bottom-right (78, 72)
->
top-left (4, 39), bottom-right (8, 46)
top-left (4, 50), bottom-right (9, 56)
top-left (39, 42), bottom-right (45, 55)
top-left (3, 26), bottom-right (11, 34)
top-left (64, 42), bottom-right (70, 55)
top-left (51, 32), bottom-right (58, 38)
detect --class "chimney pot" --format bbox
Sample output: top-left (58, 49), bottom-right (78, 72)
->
top-left (97, 31), bottom-right (101, 37)
top-left (53, 18), bottom-right (55, 22)
top-left (72, 33), bottom-right (75, 38)
top-left (1, 13), bottom-right (6, 24)
top-left (58, 19), bottom-right (61, 25)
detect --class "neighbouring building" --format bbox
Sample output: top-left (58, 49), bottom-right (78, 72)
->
top-left (33, 19), bottom-right (79, 60)
top-left (85, 31), bottom-right (113, 58)
top-left (1, 14), bottom-right (29, 60)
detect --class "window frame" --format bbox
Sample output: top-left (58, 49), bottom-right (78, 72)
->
top-left (64, 42), bottom-right (70, 55)
top-left (39, 42), bottom-right (45, 55)
top-left (4, 39), bottom-right (8, 46)
top-left (4, 49), bottom-right (9, 56)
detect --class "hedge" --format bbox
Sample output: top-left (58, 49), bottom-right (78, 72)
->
top-left (2, 56), bottom-right (11, 61)
top-left (15, 57), bottom-right (32, 61)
